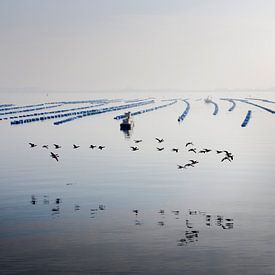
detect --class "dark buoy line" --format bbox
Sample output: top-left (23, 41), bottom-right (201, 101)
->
top-left (53, 100), bottom-right (155, 125)
top-left (229, 98), bottom-right (275, 114)
top-left (0, 104), bottom-right (63, 116)
top-left (220, 98), bottom-right (236, 112)
top-left (178, 99), bottom-right (190, 122)
top-left (113, 99), bottom-right (177, 120)
top-left (7, 102), bottom-right (106, 122)
top-left (205, 98), bottom-right (219, 115)
top-left (241, 110), bottom-right (252, 127)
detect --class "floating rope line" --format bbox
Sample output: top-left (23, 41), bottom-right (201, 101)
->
top-left (6, 102), bottom-right (107, 121)
top-left (245, 98), bottom-right (275, 104)
top-left (230, 99), bottom-right (275, 114)
top-left (177, 99), bottom-right (190, 122)
top-left (241, 110), bottom-right (252, 127)
top-left (113, 99), bottom-right (177, 120)
top-left (220, 98), bottom-right (236, 112)
top-left (0, 104), bottom-right (63, 116)
top-left (53, 100), bottom-right (155, 125)
top-left (205, 99), bottom-right (219, 115)
top-left (0, 103), bottom-right (47, 112)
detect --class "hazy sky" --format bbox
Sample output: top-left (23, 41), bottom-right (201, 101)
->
top-left (0, 0), bottom-right (275, 91)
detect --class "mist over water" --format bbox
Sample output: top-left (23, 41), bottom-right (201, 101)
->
top-left (1, 91), bottom-right (275, 274)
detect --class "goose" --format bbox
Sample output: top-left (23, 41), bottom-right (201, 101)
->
top-left (155, 138), bottom-right (164, 143)
top-left (172, 148), bottom-right (179, 153)
top-left (50, 152), bottom-right (59, 162)
top-left (73, 144), bottom-right (80, 149)
top-left (134, 140), bottom-right (142, 143)
top-left (131, 146), bottom-right (139, 151)
top-left (188, 148), bottom-right (196, 153)
top-left (89, 145), bottom-right (96, 149)
top-left (42, 145), bottom-right (49, 149)
top-left (53, 144), bottom-right (61, 149)
top-left (185, 142), bottom-right (193, 147)
top-left (98, 146), bottom-right (105, 150)
top-left (29, 143), bottom-right (37, 148)
top-left (157, 147), bottom-right (164, 151)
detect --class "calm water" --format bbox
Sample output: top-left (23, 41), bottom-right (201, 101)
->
top-left (1, 91), bottom-right (275, 274)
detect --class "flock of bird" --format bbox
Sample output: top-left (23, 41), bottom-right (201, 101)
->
top-left (28, 139), bottom-right (234, 168)
top-left (30, 194), bottom-right (234, 247)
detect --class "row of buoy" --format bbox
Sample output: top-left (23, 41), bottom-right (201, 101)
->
top-left (245, 98), bottom-right (275, 105)
top-left (113, 99), bottom-right (177, 120)
top-left (220, 98), bottom-right (236, 112)
top-left (45, 99), bottom-right (112, 105)
top-left (178, 99), bottom-right (190, 122)
top-left (235, 99), bottom-right (275, 114)
top-left (241, 110), bottom-right (252, 127)
top-left (0, 103), bottom-right (63, 116)
top-left (53, 100), bottom-right (155, 125)
top-left (7, 102), bottom-right (106, 121)
top-left (206, 99), bottom-right (219, 115)
top-left (0, 102), bottom-right (48, 112)
top-left (0, 104), bottom-right (14, 109)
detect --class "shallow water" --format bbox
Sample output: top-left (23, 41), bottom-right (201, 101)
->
top-left (1, 91), bottom-right (275, 274)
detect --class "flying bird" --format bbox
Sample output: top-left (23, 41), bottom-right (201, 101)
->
top-left (50, 152), bottom-right (59, 162)
top-left (184, 163), bottom-right (194, 168)
top-left (177, 165), bottom-right (185, 169)
top-left (98, 146), bottom-right (105, 150)
top-left (29, 143), bottom-right (37, 148)
top-left (157, 147), bottom-right (164, 151)
top-left (221, 156), bottom-right (231, 162)
top-left (172, 148), bottom-right (179, 153)
top-left (73, 144), bottom-right (80, 149)
top-left (89, 145), bottom-right (96, 149)
top-left (42, 145), bottom-right (49, 149)
top-left (155, 138), bottom-right (164, 143)
top-left (134, 140), bottom-right (142, 143)
top-left (185, 142), bottom-right (193, 147)
top-left (189, 160), bottom-right (199, 165)
top-left (216, 150), bottom-right (223, 154)
top-left (188, 148), bottom-right (197, 153)
top-left (131, 146), bottom-right (139, 151)
top-left (53, 144), bottom-right (61, 149)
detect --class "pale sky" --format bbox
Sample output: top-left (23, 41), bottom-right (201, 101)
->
top-left (0, 0), bottom-right (275, 91)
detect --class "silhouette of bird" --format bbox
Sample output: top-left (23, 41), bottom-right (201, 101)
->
top-left (224, 151), bottom-right (234, 160)
top-left (177, 165), bottom-right (185, 169)
top-left (221, 156), bottom-right (231, 162)
top-left (198, 149), bottom-right (207, 153)
top-left (133, 209), bottom-right (139, 215)
top-left (53, 144), bottom-right (61, 149)
top-left (42, 145), bottom-right (49, 149)
top-left (188, 148), bottom-right (197, 153)
top-left (189, 160), bottom-right (199, 165)
top-left (172, 210), bottom-right (180, 215)
top-left (185, 142), bottom-right (193, 147)
top-left (131, 146), bottom-right (139, 151)
top-left (216, 150), bottom-right (223, 154)
top-left (172, 148), bottom-right (179, 153)
top-left (55, 198), bottom-right (61, 204)
top-left (157, 147), bottom-right (164, 151)
top-left (98, 146), bottom-right (105, 150)
top-left (159, 209), bottom-right (165, 214)
top-left (184, 163), bottom-right (194, 168)
top-left (51, 206), bottom-right (59, 212)
top-left (155, 138), bottom-right (164, 143)
top-left (89, 145), bottom-right (96, 149)
top-left (29, 143), bottom-right (37, 148)
top-left (134, 140), bottom-right (142, 143)
top-left (99, 204), bottom-right (106, 210)
top-left (73, 144), bottom-right (80, 149)
top-left (74, 204), bottom-right (80, 211)
top-left (50, 152), bottom-right (59, 162)
top-left (203, 148), bottom-right (212, 152)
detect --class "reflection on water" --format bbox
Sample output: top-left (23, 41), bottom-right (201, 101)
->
top-left (0, 91), bottom-right (275, 274)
